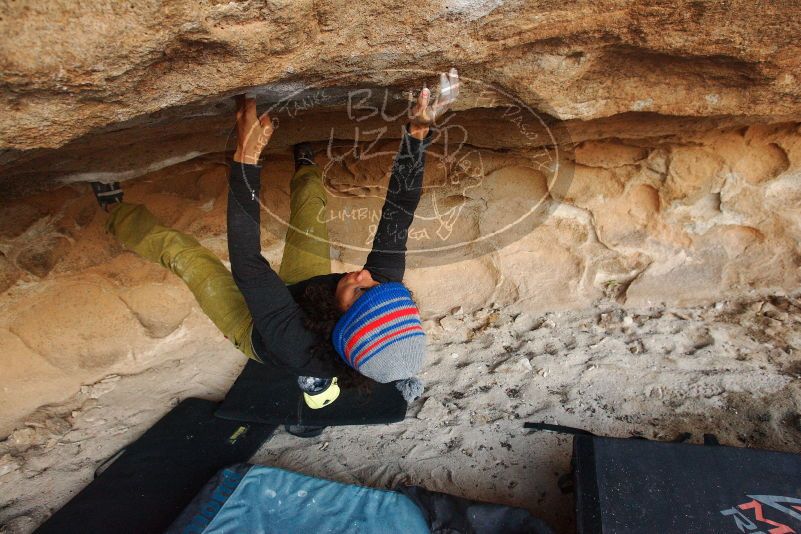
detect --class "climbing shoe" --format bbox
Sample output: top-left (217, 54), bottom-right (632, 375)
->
top-left (298, 376), bottom-right (340, 410)
top-left (293, 142), bottom-right (316, 171)
top-left (90, 181), bottom-right (123, 210)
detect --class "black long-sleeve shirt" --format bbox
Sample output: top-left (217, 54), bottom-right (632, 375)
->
top-left (227, 126), bottom-right (433, 377)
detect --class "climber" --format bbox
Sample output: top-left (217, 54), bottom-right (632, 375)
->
top-left (89, 69), bottom-right (460, 434)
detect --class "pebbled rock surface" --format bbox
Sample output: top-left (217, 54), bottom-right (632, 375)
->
top-left (3, 0), bottom-right (801, 151)
top-left (2, 0), bottom-right (801, 188)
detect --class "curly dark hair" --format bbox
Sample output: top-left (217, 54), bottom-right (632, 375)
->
top-left (296, 281), bottom-right (373, 391)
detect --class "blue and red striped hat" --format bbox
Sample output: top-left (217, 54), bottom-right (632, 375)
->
top-left (331, 282), bottom-right (427, 383)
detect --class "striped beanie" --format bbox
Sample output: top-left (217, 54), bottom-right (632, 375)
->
top-left (332, 282), bottom-right (427, 383)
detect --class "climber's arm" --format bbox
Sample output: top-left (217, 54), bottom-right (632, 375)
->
top-left (363, 125), bottom-right (433, 282)
top-left (226, 164), bottom-right (332, 376)
top-left (226, 163), bottom-right (290, 304)
top-left (363, 68), bottom-right (459, 282)
top-left (226, 98), bottom-right (333, 376)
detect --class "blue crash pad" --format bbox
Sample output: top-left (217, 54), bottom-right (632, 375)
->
top-left (167, 464), bottom-right (430, 534)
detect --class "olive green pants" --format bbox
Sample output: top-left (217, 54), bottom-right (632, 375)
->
top-left (107, 165), bottom-right (330, 360)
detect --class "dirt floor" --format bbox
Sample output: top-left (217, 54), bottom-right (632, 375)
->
top-left (2, 290), bottom-right (800, 533)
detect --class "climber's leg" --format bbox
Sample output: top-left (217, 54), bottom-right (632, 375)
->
top-left (106, 202), bottom-right (256, 359)
top-left (277, 162), bottom-right (331, 284)
top-left (278, 157), bottom-right (338, 417)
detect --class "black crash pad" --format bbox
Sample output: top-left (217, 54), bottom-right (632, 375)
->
top-left (35, 398), bottom-right (276, 534)
top-left (214, 359), bottom-right (408, 426)
top-left (572, 434), bottom-right (801, 533)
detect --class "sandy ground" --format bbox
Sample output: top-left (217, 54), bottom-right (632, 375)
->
top-left (1, 290), bottom-right (800, 533)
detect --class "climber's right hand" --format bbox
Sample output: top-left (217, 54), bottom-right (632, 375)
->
top-left (408, 68), bottom-right (460, 139)
top-left (234, 95), bottom-right (274, 165)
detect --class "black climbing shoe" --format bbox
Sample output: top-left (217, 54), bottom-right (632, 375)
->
top-left (293, 142), bottom-right (316, 171)
top-left (284, 424), bottom-right (326, 438)
top-left (90, 181), bottom-right (123, 211)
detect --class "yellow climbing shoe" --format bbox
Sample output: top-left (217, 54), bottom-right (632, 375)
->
top-left (303, 377), bottom-right (340, 409)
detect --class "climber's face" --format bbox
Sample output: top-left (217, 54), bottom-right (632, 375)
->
top-left (335, 269), bottom-right (380, 312)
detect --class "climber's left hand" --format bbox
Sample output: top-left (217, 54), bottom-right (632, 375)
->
top-left (234, 95), bottom-right (274, 165)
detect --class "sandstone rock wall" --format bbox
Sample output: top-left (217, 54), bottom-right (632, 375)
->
top-left (1, 1), bottom-right (801, 435)
top-left (2, 0), bottom-right (801, 154)
top-left (1, 119), bottom-right (800, 433)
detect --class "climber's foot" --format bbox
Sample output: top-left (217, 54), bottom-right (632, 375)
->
top-left (293, 142), bottom-right (316, 171)
top-left (90, 181), bottom-right (123, 211)
top-left (285, 424), bottom-right (326, 438)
